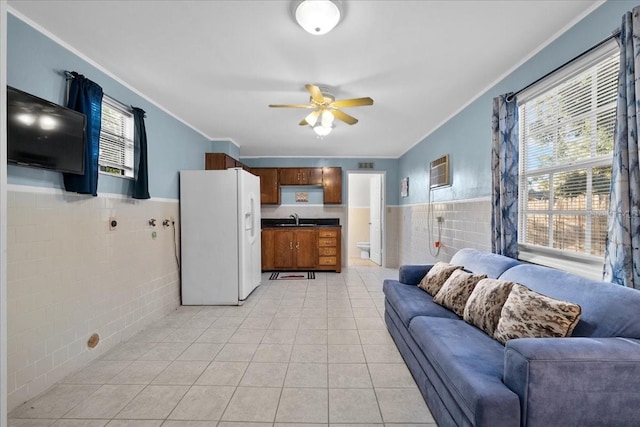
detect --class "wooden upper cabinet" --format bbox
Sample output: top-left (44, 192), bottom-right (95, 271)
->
top-left (204, 153), bottom-right (255, 175)
top-left (205, 153), bottom-right (232, 170)
top-left (279, 168), bottom-right (301, 185)
top-left (322, 167), bottom-right (342, 204)
top-left (306, 168), bottom-right (323, 185)
top-left (253, 168), bottom-right (280, 205)
top-left (279, 168), bottom-right (323, 185)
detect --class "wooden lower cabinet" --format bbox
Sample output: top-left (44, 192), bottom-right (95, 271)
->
top-left (263, 228), bottom-right (317, 270)
top-left (262, 227), bottom-right (341, 272)
top-left (316, 227), bottom-right (341, 273)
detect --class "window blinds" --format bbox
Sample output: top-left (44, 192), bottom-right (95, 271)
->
top-left (518, 48), bottom-right (618, 257)
top-left (99, 96), bottom-right (134, 177)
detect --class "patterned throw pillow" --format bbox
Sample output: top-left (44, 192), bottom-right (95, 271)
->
top-left (493, 284), bottom-right (582, 345)
top-left (417, 262), bottom-right (464, 295)
top-left (433, 270), bottom-right (488, 316)
top-left (463, 278), bottom-right (515, 337)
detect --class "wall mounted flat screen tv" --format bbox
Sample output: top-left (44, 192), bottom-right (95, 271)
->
top-left (7, 86), bottom-right (86, 174)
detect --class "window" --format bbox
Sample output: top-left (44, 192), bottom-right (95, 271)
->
top-left (99, 96), bottom-right (134, 178)
top-left (518, 41), bottom-right (618, 268)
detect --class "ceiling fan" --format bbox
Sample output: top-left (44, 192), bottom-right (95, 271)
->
top-left (269, 84), bottom-right (373, 135)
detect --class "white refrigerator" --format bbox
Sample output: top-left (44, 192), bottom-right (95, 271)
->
top-left (180, 168), bottom-right (262, 305)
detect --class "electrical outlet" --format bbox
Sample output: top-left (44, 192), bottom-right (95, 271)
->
top-left (436, 216), bottom-right (444, 223)
top-left (109, 216), bottom-right (118, 231)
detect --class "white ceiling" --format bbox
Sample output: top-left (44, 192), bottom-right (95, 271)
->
top-left (8, 0), bottom-right (600, 158)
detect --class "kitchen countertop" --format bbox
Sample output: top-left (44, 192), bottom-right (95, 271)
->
top-left (261, 218), bottom-right (341, 228)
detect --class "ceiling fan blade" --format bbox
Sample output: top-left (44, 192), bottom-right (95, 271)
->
top-left (299, 119), bottom-right (309, 126)
top-left (305, 84), bottom-right (325, 104)
top-left (269, 104), bottom-right (315, 108)
top-left (331, 97), bottom-right (374, 108)
top-left (332, 109), bottom-right (359, 125)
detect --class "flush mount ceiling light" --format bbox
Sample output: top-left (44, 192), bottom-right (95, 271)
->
top-left (294, 0), bottom-right (342, 35)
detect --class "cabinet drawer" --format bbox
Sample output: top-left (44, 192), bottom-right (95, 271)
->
top-left (318, 238), bottom-right (336, 247)
top-left (318, 229), bottom-right (338, 238)
top-left (318, 247), bottom-right (337, 256)
top-left (318, 256), bottom-right (337, 266)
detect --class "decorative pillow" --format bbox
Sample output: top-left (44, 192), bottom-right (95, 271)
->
top-left (433, 270), bottom-right (487, 316)
top-left (417, 262), bottom-right (464, 295)
top-left (493, 284), bottom-right (582, 345)
top-left (463, 278), bottom-right (515, 337)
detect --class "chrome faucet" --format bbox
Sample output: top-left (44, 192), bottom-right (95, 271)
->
top-left (289, 213), bottom-right (299, 226)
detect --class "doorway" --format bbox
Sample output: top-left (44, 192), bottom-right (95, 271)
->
top-left (347, 171), bottom-right (385, 267)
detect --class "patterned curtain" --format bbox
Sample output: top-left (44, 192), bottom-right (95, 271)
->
top-left (603, 7), bottom-right (640, 289)
top-left (491, 94), bottom-right (519, 258)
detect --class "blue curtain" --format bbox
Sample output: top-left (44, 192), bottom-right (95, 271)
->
top-left (63, 73), bottom-right (103, 196)
top-left (603, 7), bottom-right (640, 289)
top-left (491, 94), bottom-right (519, 258)
top-left (132, 107), bottom-right (150, 199)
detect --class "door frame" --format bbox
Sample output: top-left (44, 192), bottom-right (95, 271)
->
top-left (345, 170), bottom-right (386, 267)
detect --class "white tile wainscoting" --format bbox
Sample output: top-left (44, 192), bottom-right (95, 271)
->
top-left (398, 197), bottom-right (492, 265)
top-left (6, 186), bottom-right (181, 411)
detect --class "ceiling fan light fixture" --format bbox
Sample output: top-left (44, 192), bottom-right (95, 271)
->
top-left (321, 109), bottom-right (334, 127)
top-left (313, 122), bottom-right (333, 138)
top-left (305, 111), bottom-right (319, 126)
top-left (294, 0), bottom-right (341, 35)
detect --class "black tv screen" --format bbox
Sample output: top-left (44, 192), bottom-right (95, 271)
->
top-left (7, 86), bottom-right (86, 174)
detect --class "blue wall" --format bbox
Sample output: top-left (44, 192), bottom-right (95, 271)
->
top-left (241, 157), bottom-right (399, 206)
top-left (7, 14), bottom-right (213, 199)
top-left (398, 0), bottom-right (637, 205)
top-left (10, 0), bottom-right (632, 205)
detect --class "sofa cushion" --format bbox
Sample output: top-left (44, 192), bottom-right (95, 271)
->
top-left (433, 270), bottom-right (487, 316)
top-left (383, 279), bottom-right (459, 327)
top-left (499, 264), bottom-right (640, 338)
top-left (450, 248), bottom-right (521, 279)
top-left (408, 316), bottom-right (520, 424)
top-left (464, 278), bottom-right (515, 337)
top-left (417, 262), bottom-right (463, 295)
top-left (494, 284), bottom-right (582, 345)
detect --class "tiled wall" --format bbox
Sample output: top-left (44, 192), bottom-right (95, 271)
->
top-left (347, 207), bottom-right (369, 259)
top-left (398, 197), bottom-right (491, 265)
top-left (385, 207), bottom-right (400, 268)
top-left (6, 187), bottom-right (181, 410)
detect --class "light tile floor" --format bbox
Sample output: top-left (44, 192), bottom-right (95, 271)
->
top-left (9, 266), bottom-right (437, 427)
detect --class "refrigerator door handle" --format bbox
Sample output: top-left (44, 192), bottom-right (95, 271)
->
top-left (245, 192), bottom-right (258, 244)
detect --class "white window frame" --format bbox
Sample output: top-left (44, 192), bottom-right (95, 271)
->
top-left (516, 39), bottom-right (618, 280)
top-left (99, 95), bottom-right (134, 179)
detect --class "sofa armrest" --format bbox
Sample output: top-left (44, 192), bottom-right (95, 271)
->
top-left (398, 264), bottom-right (432, 285)
top-left (504, 337), bottom-right (640, 427)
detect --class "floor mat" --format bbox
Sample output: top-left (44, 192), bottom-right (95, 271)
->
top-left (269, 271), bottom-right (315, 280)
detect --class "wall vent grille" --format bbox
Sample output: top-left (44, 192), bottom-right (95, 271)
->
top-left (429, 155), bottom-right (450, 189)
top-left (358, 162), bottom-right (374, 169)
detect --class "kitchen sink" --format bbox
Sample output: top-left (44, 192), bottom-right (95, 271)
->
top-left (275, 223), bottom-right (316, 227)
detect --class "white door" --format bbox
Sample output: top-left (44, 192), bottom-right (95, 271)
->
top-left (238, 169), bottom-right (261, 300)
top-left (369, 174), bottom-right (382, 265)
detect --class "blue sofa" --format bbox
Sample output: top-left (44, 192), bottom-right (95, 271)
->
top-left (383, 248), bottom-right (640, 427)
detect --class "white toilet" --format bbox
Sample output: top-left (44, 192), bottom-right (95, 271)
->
top-left (356, 242), bottom-right (370, 259)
